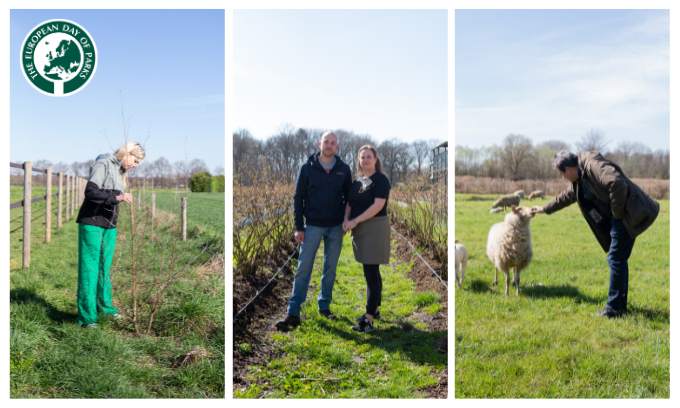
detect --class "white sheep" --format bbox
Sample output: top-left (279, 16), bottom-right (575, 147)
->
top-left (513, 190), bottom-right (525, 198)
top-left (454, 240), bottom-right (468, 288)
top-left (486, 205), bottom-right (535, 296)
top-left (491, 194), bottom-right (520, 211)
top-left (489, 208), bottom-right (502, 214)
top-left (527, 190), bottom-right (545, 201)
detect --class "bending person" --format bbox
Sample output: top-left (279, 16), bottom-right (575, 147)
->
top-left (531, 150), bottom-right (659, 318)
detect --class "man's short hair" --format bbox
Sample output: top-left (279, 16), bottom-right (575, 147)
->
top-left (553, 150), bottom-right (578, 172)
top-left (321, 131), bottom-right (337, 141)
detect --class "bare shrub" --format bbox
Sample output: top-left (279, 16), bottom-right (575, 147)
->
top-left (389, 172), bottom-right (447, 278)
top-left (233, 163), bottom-right (294, 276)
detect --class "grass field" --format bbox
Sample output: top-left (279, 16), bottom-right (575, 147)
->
top-left (10, 186), bottom-right (225, 398)
top-left (151, 190), bottom-right (224, 236)
top-left (454, 194), bottom-right (670, 398)
top-left (234, 233), bottom-right (447, 398)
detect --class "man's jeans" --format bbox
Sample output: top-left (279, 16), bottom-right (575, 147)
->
top-left (287, 224), bottom-right (344, 316)
top-left (607, 217), bottom-right (636, 312)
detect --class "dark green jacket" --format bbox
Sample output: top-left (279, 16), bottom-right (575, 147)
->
top-left (544, 151), bottom-right (660, 252)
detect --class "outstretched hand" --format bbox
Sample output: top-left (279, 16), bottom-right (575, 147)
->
top-left (531, 206), bottom-right (545, 214)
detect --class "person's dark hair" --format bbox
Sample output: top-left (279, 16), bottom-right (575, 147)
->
top-left (552, 150), bottom-right (578, 172)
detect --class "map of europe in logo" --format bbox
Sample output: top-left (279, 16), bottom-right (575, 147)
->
top-left (20, 20), bottom-right (97, 96)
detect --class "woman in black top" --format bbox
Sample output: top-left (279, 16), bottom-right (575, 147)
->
top-left (343, 145), bottom-right (391, 333)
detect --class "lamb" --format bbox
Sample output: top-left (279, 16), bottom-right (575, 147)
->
top-left (489, 208), bottom-right (502, 214)
top-left (486, 205), bottom-right (535, 296)
top-left (491, 194), bottom-right (520, 211)
top-left (513, 190), bottom-right (525, 198)
top-left (527, 190), bottom-right (545, 201)
top-left (454, 240), bottom-right (468, 288)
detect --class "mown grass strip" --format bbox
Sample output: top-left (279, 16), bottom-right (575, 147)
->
top-left (234, 233), bottom-right (446, 399)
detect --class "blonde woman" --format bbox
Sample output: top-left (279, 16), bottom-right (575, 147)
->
top-left (75, 142), bottom-right (145, 328)
top-left (343, 145), bottom-right (391, 333)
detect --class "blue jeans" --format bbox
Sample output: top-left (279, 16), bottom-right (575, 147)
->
top-left (606, 217), bottom-right (636, 312)
top-left (287, 224), bottom-right (344, 316)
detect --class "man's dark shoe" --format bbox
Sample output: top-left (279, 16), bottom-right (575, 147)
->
top-left (351, 317), bottom-right (374, 333)
top-left (319, 309), bottom-right (338, 321)
top-left (355, 310), bottom-right (381, 322)
top-left (275, 314), bottom-right (301, 330)
top-left (591, 308), bottom-right (623, 319)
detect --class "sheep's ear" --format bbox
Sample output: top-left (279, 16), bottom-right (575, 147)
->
top-left (511, 205), bottom-right (517, 213)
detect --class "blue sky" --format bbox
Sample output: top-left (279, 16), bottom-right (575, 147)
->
top-left (233, 9), bottom-right (447, 144)
top-left (456, 9), bottom-right (670, 152)
top-left (10, 9), bottom-right (225, 173)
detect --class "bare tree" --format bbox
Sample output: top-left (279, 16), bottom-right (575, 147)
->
top-left (541, 140), bottom-right (571, 153)
top-left (379, 139), bottom-right (411, 183)
top-left (576, 128), bottom-right (609, 153)
top-left (213, 165), bottom-right (224, 176)
top-left (500, 134), bottom-right (533, 181)
top-left (174, 160), bottom-right (187, 189)
top-left (411, 140), bottom-right (430, 174)
top-left (188, 158), bottom-right (209, 176)
top-left (151, 156), bottom-right (172, 188)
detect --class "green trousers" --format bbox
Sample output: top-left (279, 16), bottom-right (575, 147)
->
top-left (77, 223), bottom-right (118, 325)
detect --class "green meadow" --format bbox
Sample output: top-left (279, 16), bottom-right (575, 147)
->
top-left (455, 194), bottom-right (669, 398)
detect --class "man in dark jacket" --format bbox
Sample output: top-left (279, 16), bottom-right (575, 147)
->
top-left (531, 150), bottom-right (660, 318)
top-left (276, 131), bottom-right (353, 329)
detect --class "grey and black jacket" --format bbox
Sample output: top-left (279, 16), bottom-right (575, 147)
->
top-left (76, 153), bottom-right (125, 229)
top-left (294, 153), bottom-right (352, 231)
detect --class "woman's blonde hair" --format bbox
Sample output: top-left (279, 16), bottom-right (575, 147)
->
top-left (113, 142), bottom-right (146, 188)
top-left (357, 145), bottom-right (382, 176)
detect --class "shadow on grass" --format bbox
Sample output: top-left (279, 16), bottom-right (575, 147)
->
top-left (628, 305), bottom-right (670, 323)
top-left (316, 318), bottom-right (447, 367)
top-left (465, 278), bottom-right (492, 294)
top-left (522, 284), bottom-right (601, 304)
top-left (10, 287), bottom-right (78, 324)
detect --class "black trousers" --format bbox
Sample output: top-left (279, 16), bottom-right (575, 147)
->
top-left (363, 264), bottom-right (382, 315)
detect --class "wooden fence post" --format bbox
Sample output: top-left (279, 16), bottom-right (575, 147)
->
top-left (137, 189), bottom-right (141, 211)
top-left (23, 162), bottom-right (31, 269)
top-left (181, 197), bottom-right (187, 241)
top-left (71, 176), bottom-right (74, 216)
top-left (45, 168), bottom-right (52, 243)
top-left (151, 193), bottom-right (156, 219)
top-left (65, 174), bottom-right (70, 222)
top-left (57, 172), bottom-right (63, 229)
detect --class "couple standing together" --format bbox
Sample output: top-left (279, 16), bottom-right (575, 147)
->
top-left (275, 131), bottom-right (391, 333)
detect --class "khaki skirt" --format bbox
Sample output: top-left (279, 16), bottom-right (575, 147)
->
top-left (351, 216), bottom-right (391, 264)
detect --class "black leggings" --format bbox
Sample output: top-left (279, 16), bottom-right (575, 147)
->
top-left (363, 264), bottom-right (382, 315)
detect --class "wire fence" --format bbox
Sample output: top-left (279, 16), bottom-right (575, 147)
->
top-left (233, 223), bottom-right (448, 323)
top-left (10, 161), bottom-right (87, 269)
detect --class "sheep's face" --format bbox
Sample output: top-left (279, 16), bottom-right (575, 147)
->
top-left (509, 205), bottom-right (535, 223)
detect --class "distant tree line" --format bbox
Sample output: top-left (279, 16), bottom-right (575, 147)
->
top-left (9, 157), bottom-right (225, 189)
top-left (233, 123), bottom-right (444, 185)
top-left (455, 128), bottom-right (670, 181)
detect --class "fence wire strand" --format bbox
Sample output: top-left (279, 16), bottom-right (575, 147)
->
top-left (233, 244), bottom-right (300, 322)
top-left (391, 227), bottom-right (448, 289)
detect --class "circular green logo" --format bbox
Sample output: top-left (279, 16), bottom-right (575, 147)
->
top-left (20, 20), bottom-right (97, 97)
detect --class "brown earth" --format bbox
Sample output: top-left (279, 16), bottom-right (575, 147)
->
top-left (232, 226), bottom-right (448, 398)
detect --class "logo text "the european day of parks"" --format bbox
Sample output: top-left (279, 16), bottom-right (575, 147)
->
top-left (21, 20), bottom-right (98, 97)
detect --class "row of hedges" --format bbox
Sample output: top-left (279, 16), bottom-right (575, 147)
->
top-left (189, 172), bottom-right (225, 193)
